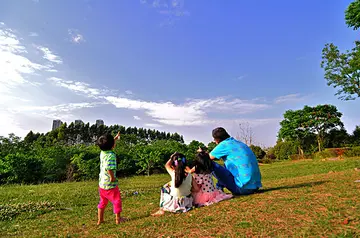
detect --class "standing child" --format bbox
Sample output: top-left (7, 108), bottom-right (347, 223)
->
top-left (96, 132), bottom-right (125, 225)
top-left (151, 152), bottom-right (200, 216)
top-left (190, 151), bottom-right (233, 207)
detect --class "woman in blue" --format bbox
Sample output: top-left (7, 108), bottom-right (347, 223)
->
top-left (208, 127), bottom-right (262, 195)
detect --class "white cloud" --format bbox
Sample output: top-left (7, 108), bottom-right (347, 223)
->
top-left (68, 29), bottom-right (85, 44)
top-left (105, 96), bottom-right (270, 126)
top-left (36, 45), bottom-right (62, 64)
top-left (125, 90), bottom-right (133, 95)
top-left (0, 24), bottom-right (50, 91)
top-left (274, 93), bottom-right (309, 104)
top-left (12, 102), bottom-right (102, 120)
top-left (141, 0), bottom-right (190, 26)
top-left (133, 116), bottom-right (141, 120)
top-left (29, 32), bottom-right (38, 37)
top-left (145, 123), bottom-right (163, 128)
top-left (48, 77), bottom-right (104, 98)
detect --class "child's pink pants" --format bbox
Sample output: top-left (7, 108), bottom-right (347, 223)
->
top-left (98, 186), bottom-right (122, 214)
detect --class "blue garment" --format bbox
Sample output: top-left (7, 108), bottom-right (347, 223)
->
top-left (210, 137), bottom-right (262, 190)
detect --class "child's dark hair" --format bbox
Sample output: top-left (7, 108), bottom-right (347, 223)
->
top-left (170, 152), bottom-right (187, 188)
top-left (194, 151), bottom-right (213, 174)
top-left (96, 134), bottom-right (115, 151)
top-left (212, 127), bottom-right (230, 142)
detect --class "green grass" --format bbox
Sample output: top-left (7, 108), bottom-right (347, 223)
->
top-left (1, 158), bottom-right (360, 237)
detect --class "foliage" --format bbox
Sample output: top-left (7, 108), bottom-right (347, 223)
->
top-left (313, 149), bottom-right (339, 160)
top-left (344, 146), bottom-right (360, 157)
top-left (0, 153), bottom-right (43, 184)
top-left (0, 124), bottom-right (189, 184)
top-left (207, 142), bottom-right (217, 152)
top-left (249, 145), bottom-right (266, 160)
top-left (345, 0), bottom-right (360, 30)
top-left (273, 141), bottom-right (298, 160)
top-left (352, 126), bottom-right (360, 145)
top-left (321, 41), bottom-right (360, 100)
top-left (321, 0), bottom-right (360, 100)
top-left (278, 104), bottom-right (344, 152)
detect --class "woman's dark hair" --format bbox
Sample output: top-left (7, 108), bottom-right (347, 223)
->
top-left (194, 151), bottom-right (213, 174)
top-left (212, 127), bottom-right (230, 142)
top-left (170, 152), bottom-right (187, 188)
top-left (96, 134), bottom-right (115, 151)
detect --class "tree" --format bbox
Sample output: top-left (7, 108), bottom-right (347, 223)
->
top-left (352, 125), bottom-right (360, 145)
top-left (278, 109), bottom-right (311, 155)
top-left (278, 105), bottom-right (344, 152)
top-left (305, 105), bottom-right (344, 151)
top-left (207, 142), bottom-right (217, 152)
top-left (321, 42), bottom-right (360, 100)
top-left (345, 0), bottom-right (360, 30)
top-left (321, 0), bottom-right (360, 100)
top-left (236, 122), bottom-right (254, 145)
top-left (249, 145), bottom-right (266, 160)
top-left (134, 145), bottom-right (162, 176)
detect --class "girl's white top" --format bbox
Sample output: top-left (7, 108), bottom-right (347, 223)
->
top-left (170, 171), bottom-right (192, 197)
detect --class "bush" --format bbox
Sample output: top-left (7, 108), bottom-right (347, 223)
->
top-left (314, 149), bottom-right (338, 159)
top-left (273, 141), bottom-right (298, 160)
top-left (344, 146), bottom-right (360, 157)
top-left (0, 153), bottom-right (43, 184)
top-left (250, 145), bottom-right (266, 160)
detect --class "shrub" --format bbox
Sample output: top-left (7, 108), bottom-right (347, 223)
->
top-left (250, 145), bottom-right (266, 160)
top-left (273, 141), bottom-right (298, 160)
top-left (314, 149), bottom-right (338, 159)
top-left (0, 153), bottom-right (43, 184)
top-left (344, 146), bottom-right (360, 157)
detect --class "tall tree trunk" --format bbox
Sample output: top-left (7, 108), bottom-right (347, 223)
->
top-left (317, 136), bottom-right (322, 152)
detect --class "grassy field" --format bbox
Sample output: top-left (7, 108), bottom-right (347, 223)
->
top-left (1, 158), bottom-right (359, 238)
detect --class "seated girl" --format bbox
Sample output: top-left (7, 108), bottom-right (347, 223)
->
top-left (151, 152), bottom-right (200, 216)
top-left (189, 151), bottom-right (233, 207)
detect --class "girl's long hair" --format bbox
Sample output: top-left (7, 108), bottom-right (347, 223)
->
top-left (194, 151), bottom-right (213, 174)
top-left (171, 152), bottom-right (187, 188)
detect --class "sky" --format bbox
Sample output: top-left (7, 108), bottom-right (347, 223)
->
top-left (1, 0), bottom-right (359, 147)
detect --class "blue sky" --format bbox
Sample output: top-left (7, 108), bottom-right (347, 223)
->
top-left (0, 0), bottom-right (359, 146)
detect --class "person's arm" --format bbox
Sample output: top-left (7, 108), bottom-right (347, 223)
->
top-left (209, 142), bottom-right (227, 160)
top-left (107, 170), bottom-right (116, 182)
top-left (113, 132), bottom-right (120, 146)
top-left (209, 154), bottom-right (216, 160)
top-left (164, 158), bottom-right (173, 174)
top-left (105, 153), bottom-right (117, 181)
top-left (185, 166), bottom-right (195, 174)
top-left (191, 176), bottom-right (200, 192)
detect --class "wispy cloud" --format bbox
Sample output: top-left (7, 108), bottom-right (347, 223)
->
top-left (48, 77), bottom-right (105, 98)
top-left (141, 0), bottom-right (190, 26)
top-left (0, 24), bottom-right (50, 90)
top-left (125, 90), bottom-right (133, 95)
top-left (36, 46), bottom-right (63, 64)
top-left (12, 102), bottom-right (103, 120)
top-left (144, 123), bottom-right (163, 128)
top-left (274, 93), bottom-right (310, 104)
top-left (233, 75), bottom-right (247, 81)
top-left (105, 96), bottom-right (270, 126)
top-left (68, 29), bottom-right (85, 44)
top-left (133, 116), bottom-right (141, 120)
top-left (29, 32), bottom-right (38, 37)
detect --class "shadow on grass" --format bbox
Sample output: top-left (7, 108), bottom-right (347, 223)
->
top-left (256, 181), bottom-right (328, 194)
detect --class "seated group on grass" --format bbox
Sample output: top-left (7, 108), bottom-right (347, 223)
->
top-left (96, 127), bottom-right (262, 224)
top-left (151, 127), bottom-right (263, 216)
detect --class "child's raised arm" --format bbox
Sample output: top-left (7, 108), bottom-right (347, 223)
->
top-left (113, 132), bottom-right (121, 147)
top-left (164, 158), bottom-right (173, 174)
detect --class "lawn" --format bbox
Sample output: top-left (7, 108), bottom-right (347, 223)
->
top-left (1, 158), bottom-right (359, 237)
